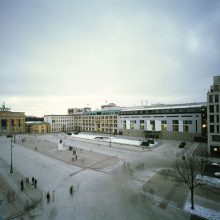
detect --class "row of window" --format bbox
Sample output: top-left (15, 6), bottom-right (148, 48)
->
top-left (123, 120), bottom-right (193, 132)
top-left (209, 115), bottom-right (219, 123)
top-left (209, 104), bottom-right (219, 113)
top-left (209, 94), bottom-right (219, 103)
top-left (120, 107), bottom-right (204, 115)
top-left (210, 125), bottom-right (220, 133)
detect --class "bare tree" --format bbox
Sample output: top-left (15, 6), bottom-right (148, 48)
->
top-left (176, 147), bottom-right (208, 209)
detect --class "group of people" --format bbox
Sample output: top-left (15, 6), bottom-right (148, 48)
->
top-left (46, 186), bottom-right (74, 204)
top-left (20, 177), bottom-right (37, 191)
top-left (72, 149), bottom-right (78, 161)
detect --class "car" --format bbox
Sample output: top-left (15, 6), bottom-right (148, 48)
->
top-left (212, 162), bottom-right (220, 167)
top-left (6, 134), bottom-right (12, 138)
top-left (67, 132), bottom-right (72, 135)
top-left (179, 141), bottom-right (186, 148)
top-left (214, 172), bottom-right (220, 178)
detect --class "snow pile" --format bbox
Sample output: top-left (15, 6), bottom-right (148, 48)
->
top-left (109, 137), bottom-right (142, 146)
top-left (203, 175), bottom-right (220, 188)
top-left (72, 133), bottom-right (143, 146)
top-left (184, 202), bottom-right (220, 220)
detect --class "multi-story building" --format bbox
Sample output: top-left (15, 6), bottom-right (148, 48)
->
top-left (74, 109), bottom-right (120, 134)
top-left (0, 102), bottom-right (25, 135)
top-left (25, 121), bottom-right (50, 134)
top-left (207, 76), bottom-right (220, 156)
top-left (44, 115), bottom-right (74, 132)
top-left (118, 103), bottom-right (207, 141)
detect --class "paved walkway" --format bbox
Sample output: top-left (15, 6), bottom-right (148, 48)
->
top-left (16, 136), bottom-right (120, 170)
top-left (0, 156), bottom-right (43, 219)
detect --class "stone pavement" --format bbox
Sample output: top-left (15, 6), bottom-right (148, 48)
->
top-left (16, 136), bottom-right (120, 170)
top-left (0, 157), bottom-right (43, 219)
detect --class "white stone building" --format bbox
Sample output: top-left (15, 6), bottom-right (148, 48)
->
top-left (118, 103), bottom-right (207, 141)
top-left (44, 115), bottom-right (74, 133)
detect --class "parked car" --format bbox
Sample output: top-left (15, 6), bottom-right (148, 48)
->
top-left (212, 162), bottom-right (220, 167)
top-left (141, 141), bottom-right (149, 147)
top-left (6, 134), bottom-right (12, 138)
top-left (214, 172), bottom-right (220, 178)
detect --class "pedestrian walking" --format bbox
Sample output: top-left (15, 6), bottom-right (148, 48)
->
top-left (46, 191), bottom-right (50, 204)
top-left (32, 177), bottom-right (35, 185)
top-left (34, 178), bottom-right (37, 188)
top-left (69, 185), bottom-right (73, 196)
top-left (20, 180), bottom-right (24, 191)
top-left (25, 177), bottom-right (29, 187)
top-left (75, 154), bottom-right (77, 160)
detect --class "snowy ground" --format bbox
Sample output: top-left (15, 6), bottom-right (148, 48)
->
top-left (71, 133), bottom-right (159, 147)
top-left (184, 175), bottom-right (220, 220)
top-left (203, 175), bottom-right (220, 188)
top-left (184, 198), bottom-right (220, 220)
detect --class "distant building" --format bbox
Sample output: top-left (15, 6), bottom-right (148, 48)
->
top-left (118, 103), bottom-right (207, 141)
top-left (25, 121), bottom-right (50, 134)
top-left (101, 103), bottom-right (120, 110)
top-left (74, 109), bottom-right (119, 133)
top-left (207, 76), bottom-right (220, 156)
top-left (0, 102), bottom-right (25, 135)
top-left (44, 115), bottom-right (74, 132)
top-left (68, 107), bottom-right (91, 115)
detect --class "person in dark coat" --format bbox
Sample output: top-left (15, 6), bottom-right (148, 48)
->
top-left (34, 178), bottom-right (37, 188)
top-left (32, 177), bottom-right (35, 185)
top-left (46, 191), bottom-right (50, 204)
top-left (20, 180), bottom-right (24, 191)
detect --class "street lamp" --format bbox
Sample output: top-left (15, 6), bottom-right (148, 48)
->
top-left (109, 126), bottom-right (111, 147)
top-left (10, 138), bottom-right (13, 173)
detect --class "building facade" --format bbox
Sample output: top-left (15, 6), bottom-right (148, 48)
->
top-left (207, 76), bottom-right (220, 156)
top-left (25, 121), bottom-right (51, 134)
top-left (44, 115), bottom-right (74, 132)
top-left (118, 103), bottom-right (207, 141)
top-left (0, 103), bottom-right (25, 135)
top-left (74, 110), bottom-right (119, 133)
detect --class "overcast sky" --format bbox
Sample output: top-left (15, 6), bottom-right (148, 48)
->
top-left (1, 0), bottom-right (220, 116)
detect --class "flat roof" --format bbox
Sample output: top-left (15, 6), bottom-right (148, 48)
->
top-left (26, 121), bottom-right (50, 125)
top-left (44, 115), bottom-right (73, 117)
top-left (121, 102), bottom-right (207, 112)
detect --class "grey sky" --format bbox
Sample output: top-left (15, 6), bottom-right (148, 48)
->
top-left (0, 0), bottom-right (220, 116)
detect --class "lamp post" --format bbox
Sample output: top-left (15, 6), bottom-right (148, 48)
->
top-left (109, 126), bottom-right (111, 147)
top-left (10, 138), bottom-right (13, 173)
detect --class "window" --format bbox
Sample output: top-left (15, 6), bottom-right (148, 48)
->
top-left (140, 120), bottom-right (145, 130)
top-left (216, 105), bottom-right (219, 113)
top-left (217, 125), bottom-right (219, 133)
top-left (215, 94), bottom-right (219, 103)
top-left (210, 115), bottom-right (214, 123)
top-left (209, 105), bottom-right (214, 113)
top-left (183, 120), bottom-right (192, 132)
top-left (173, 120), bottom-right (179, 132)
top-left (150, 120), bottom-right (155, 131)
top-left (212, 135), bottom-right (220, 142)
top-left (217, 115), bottom-right (219, 123)
top-left (130, 120), bottom-right (136, 130)
top-left (210, 125), bottom-right (214, 133)
top-left (209, 95), bottom-right (213, 103)
top-left (161, 120), bottom-right (167, 131)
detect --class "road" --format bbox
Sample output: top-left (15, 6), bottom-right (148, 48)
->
top-left (0, 135), bottom-right (190, 220)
